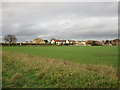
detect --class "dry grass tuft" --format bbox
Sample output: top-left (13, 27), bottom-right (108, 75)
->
top-left (35, 71), bottom-right (45, 79)
top-left (84, 64), bottom-right (117, 78)
top-left (10, 72), bottom-right (22, 81)
top-left (2, 68), bottom-right (8, 73)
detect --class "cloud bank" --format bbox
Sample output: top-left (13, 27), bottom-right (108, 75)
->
top-left (2, 2), bottom-right (118, 42)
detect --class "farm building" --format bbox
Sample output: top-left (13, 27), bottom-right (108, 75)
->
top-left (32, 38), bottom-right (45, 44)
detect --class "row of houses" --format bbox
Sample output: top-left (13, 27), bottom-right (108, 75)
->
top-left (3, 37), bottom-right (119, 46)
top-left (23, 38), bottom-right (88, 45)
top-left (51, 38), bottom-right (76, 45)
top-left (50, 38), bottom-right (120, 46)
top-left (32, 38), bottom-right (120, 46)
top-left (50, 39), bottom-right (99, 46)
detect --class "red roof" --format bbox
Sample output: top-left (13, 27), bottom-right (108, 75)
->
top-left (54, 40), bottom-right (60, 42)
top-left (53, 40), bottom-right (60, 42)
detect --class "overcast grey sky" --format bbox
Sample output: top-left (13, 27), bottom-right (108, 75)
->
top-left (2, 2), bottom-right (118, 42)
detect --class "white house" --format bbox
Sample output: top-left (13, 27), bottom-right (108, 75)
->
top-left (51, 40), bottom-right (56, 44)
top-left (80, 41), bottom-right (86, 46)
top-left (56, 41), bottom-right (62, 45)
top-left (66, 40), bottom-right (70, 44)
top-left (75, 41), bottom-right (87, 46)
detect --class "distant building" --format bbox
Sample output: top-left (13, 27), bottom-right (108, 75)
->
top-left (66, 40), bottom-right (76, 45)
top-left (56, 40), bottom-right (62, 45)
top-left (50, 38), bottom-right (76, 45)
top-left (51, 39), bottom-right (60, 44)
top-left (86, 40), bottom-right (103, 46)
top-left (75, 41), bottom-right (87, 46)
top-left (61, 40), bottom-right (66, 45)
top-left (32, 38), bottom-right (45, 44)
top-left (112, 39), bottom-right (120, 45)
top-left (50, 38), bottom-right (57, 44)
top-left (96, 41), bottom-right (104, 46)
top-left (85, 40), bottom-right (94, 46)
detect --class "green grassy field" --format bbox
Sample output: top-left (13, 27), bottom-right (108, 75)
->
top-left (2, 46), bottom-right (119, 88)
top-left (2, 46), bottom-right (118, 67)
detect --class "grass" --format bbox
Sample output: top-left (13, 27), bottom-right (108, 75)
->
top-left (2, 46), bottom-right (118, 67)
top-left (2, 51), bottom-right (119, 88)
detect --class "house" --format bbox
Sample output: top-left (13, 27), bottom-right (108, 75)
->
top-left (75, 40), bottom-right (79, 44)
top-left (51, 39), bottom-right (60, 44)
top-left (81, 41), bottom-right (87, 46)
top-left (50, 38), bottom-right (56, 44)
top-left (86, 40), bottom-right (105, 46)
top-left (32, 38), bottom-right (45, 44)
top-left (86, 40), bottom-right (98, 46)
top-left (51, 40), bottom-right (66, 45)
top-left (55, 40), bottom-right (61, 45)
top-left (66, 40), bottom-right (70, 44)
top-left (56, 41), bottom-right (62, 45)
top-left (112, 39), bottom-right (120, 45)
top-left (75, 41), bottom-right (87, 46)
top-left (96, 41), bottom-right (104, 46)
top-left (60, 40), bottom-right (66, 45)
top-left (66, 40), bottom-right (76, 45)
top-left (51, 40), bottom-right (56, 44)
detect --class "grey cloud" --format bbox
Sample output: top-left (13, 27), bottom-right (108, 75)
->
top-left (2, 2), bottom-right (118, 42)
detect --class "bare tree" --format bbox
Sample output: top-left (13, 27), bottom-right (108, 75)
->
top-left (4, 35), bottom-right (17, 44)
